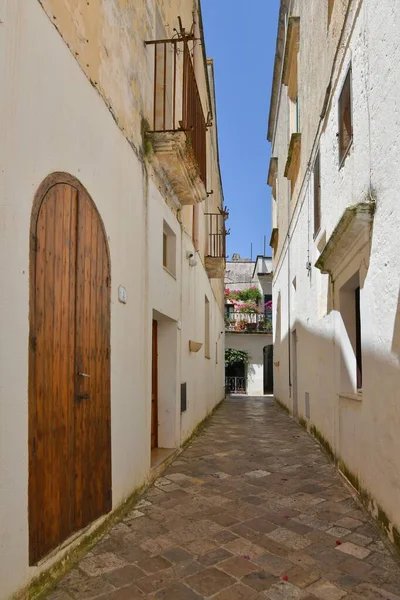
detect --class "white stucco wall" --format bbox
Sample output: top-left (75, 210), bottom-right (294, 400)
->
top-left (0, 2), bottom-right (224, 597)
top-left (270, 0), bottom-right (400, 540)
top-left (226, 333), bottom-right (273, 396)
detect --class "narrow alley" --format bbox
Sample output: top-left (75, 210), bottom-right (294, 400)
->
top-left (46, 398), bottom-right (400, 600)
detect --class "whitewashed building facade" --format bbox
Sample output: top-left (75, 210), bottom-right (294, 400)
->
top-left (0, 1), bottom-right (226, 597)
top-left (268, 0), bottom-right (400, 550)
top-left (225, 256), bottom-right (273, 395)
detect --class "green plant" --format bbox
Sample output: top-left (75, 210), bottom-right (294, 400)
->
top-left (225, 286), bottom-right (262, 303)
top-left (225, 348), bottom-right (250, 367)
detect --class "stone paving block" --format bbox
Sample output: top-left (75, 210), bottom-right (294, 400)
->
top-left (185, 567), bottom-right (236, 596)
top-left (245, 470), bottom-right (271, 479)
top-left (253, 553), bottom-right (293, 577)
top-left (335, 542), bottom-right (371, 560)
top-left (345, 582), bottom-right (400, 599)
top-left (42, 398), bottom-right (400, 600)
top-left (266, 527), bottom-right (312, 550)
top-left (98, 583), bottom-right (145, 599)
top-left (104, 565), bottom-right (145, 587)
top-left (197, 547), bottom-right (233, 566)
top-left (79, 553), bottom-right (126, 577)
top-left (306, 580), bottom-right (347, 600)
top-left (242, 571), bottom-right (277, 592)
top-left (265, 580), bottom-right (309, 599)
top-left (137, 556), bottom-right (172, 574)
top-left (218, 555), bottom-right (259, 577)
top-left (68, 576), bottom-right (115, 600)
top-left (223, 536), bottom-right (266, 558)
top-left (160, 547), bottom-right (193, 564)
top-left (245, 518), bottom-right (279, 535)
top-left (335, 517), bottom-right (363, 529)
top-left (46, 591), bottom-right (74, 600)
top-left (344, 533), bottom-right (372, 547)
top-left (284, 566), bottom-right (320, 588)
top-left (213, 583), bottom-right (261, 599)
top-left (183, 537), bottom-right (218, 555)
top-left (326, 527), bottom-right (352, 538)
top-left (154, 582), bottom-right (201, 599)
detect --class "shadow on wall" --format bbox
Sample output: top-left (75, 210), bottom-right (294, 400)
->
top-left (275, 317), bottom-right (400, 550)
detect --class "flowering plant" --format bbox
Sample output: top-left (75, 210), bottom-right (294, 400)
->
top-left (225, 286), bottom-right (262, 303)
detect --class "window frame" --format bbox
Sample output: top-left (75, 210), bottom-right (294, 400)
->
top-left (338, 65), bottom-right (353, 168)
top-left (162, 220), bottom-right (176, 277)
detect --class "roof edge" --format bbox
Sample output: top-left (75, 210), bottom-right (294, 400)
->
top-left (267, 0), bottom-right (290, 143)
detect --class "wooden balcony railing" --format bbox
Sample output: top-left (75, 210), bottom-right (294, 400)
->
top-left (146, 34), bottom-right (207, 187)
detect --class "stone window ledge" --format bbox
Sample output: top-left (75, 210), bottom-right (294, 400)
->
top-left (338, 392), bottom-right (363, 403)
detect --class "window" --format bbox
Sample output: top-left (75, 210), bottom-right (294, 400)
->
top-left (264, 294), bottom-right (272, 318)
top-left (338, 67), bottom-right (353, 165)
top-left (355, 287), bottom-right (362, 390)
top-left (225, 304), bottom-right (234, 319)
top-left (163, 232), bottom-right (167, 267)
top-left (290, 95), bottom-right (300, 134)
top-left (205, 297), bottom-right (210, 359)
top-left (338, 273), bottom-right (363, 394)
top-left (162, 221), bottom-right (176, 276)
top-left (314, 151), bottom-right (321, 236)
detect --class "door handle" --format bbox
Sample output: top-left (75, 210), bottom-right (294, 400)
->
top-left (76, 393), bottom-right (90, 401)
top-left (78, 372), bottom-right (91, 378)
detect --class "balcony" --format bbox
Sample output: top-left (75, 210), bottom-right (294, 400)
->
top-left (145, 32), bottom-right (209, 205)
top-left (225, 312), bottom-right (273, 334)
top-left (205, 211), bottom-right (228, 278)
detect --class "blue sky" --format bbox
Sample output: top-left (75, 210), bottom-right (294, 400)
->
top-left (201, 0), bottom-right (280, 260)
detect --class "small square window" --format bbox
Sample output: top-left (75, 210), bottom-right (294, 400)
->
top-left (338, 67), bottom-right (353, 166)
top-left (162, 221), bottom-right (176, 277)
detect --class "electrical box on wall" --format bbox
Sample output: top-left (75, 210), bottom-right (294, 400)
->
top-left (181, 382), bottom-right (187, 413)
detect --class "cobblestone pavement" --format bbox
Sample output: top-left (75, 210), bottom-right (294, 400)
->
top-left (48, 397), bottom-right (400, 600)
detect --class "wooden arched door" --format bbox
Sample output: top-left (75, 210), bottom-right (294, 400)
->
top-left (29, 174), bottom-right (111, 564)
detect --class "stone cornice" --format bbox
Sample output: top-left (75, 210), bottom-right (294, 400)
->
top-left (315, 202), bottom-right (375, 278)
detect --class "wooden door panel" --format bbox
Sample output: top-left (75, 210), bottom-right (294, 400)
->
top-left (151, 320), bottom-right (158, 449)
top-left (74, 191), bottom-right (111, 530)
top-left (29, 177), bottom-right (111, 564)
top-left (29, 184), bottom-right (78, 563)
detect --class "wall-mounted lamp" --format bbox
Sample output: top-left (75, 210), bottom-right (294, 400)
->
top-left (186, 251), bottom-right (197, 267)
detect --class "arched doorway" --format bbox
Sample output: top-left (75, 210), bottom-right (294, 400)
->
top-left (28, 173), bottom-right (111, 564)
top-left (263, 345), bottom-right (274, 394)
